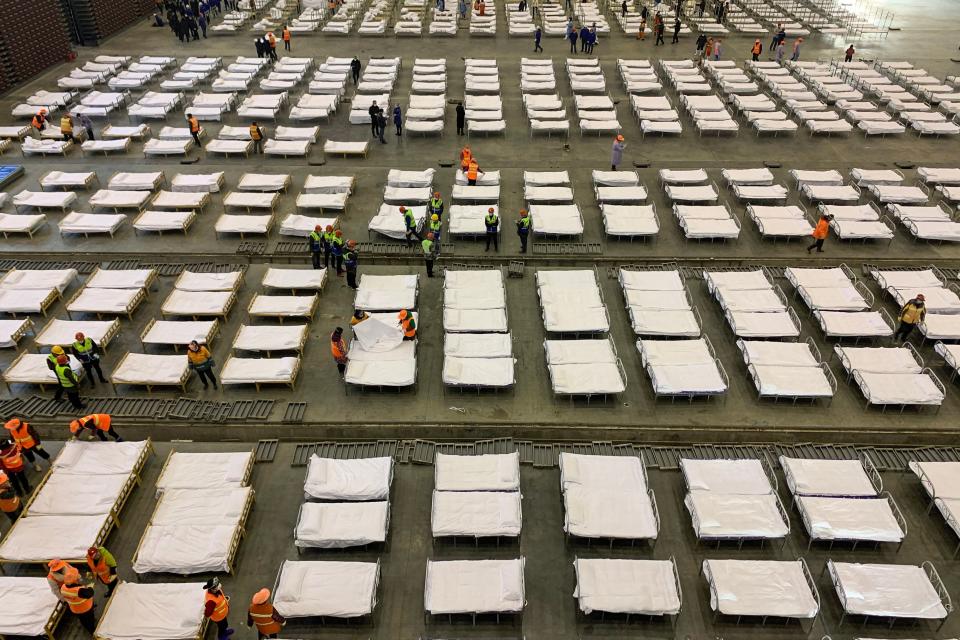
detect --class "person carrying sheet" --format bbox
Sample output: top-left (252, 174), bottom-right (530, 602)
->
top-left (72, 332), bottom-right (108, 388)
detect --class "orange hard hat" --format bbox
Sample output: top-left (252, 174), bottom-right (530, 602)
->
top-left (398, 309), bottom-right (408, 318)
top-left (0, 470), bottom-right (7, 484)
top-left (252, 588), bottom-right (270, 605)
top-left (314, 225), bottom-right (322, 231)
top-left (916, 293), bottom-right (925, 301)
top-left (39, 108), bottom-right (47, 114)
top-left (488, 207), bottom-right (495, 213)
top-left (69, 420), bottom-right (81, 434)
top-left (433, 191), bottom-right (440, 197)
top-left (56, 355), bottom-right (68, 365)
top-left (48, 559), bottom-right (67, 571)
top-left (325, 225), bottom-right (333, 231)
top-left (4, 417), bottom-right (21, 429)
top-left (616, 134), bottom-right (624, 141)
top-left (75, 332), bottom-right (85, 341)
top-left (347, 239), bottom-right (356, 248)
top-left (399, 206), bottom-right (407, 213)
top-left (519, 209), bottom-right (528, 215)
top-left (87, 547), bottom-right (99, 557)
top-left (63, 568), bottom-right (81, 585)
top-left (335, 230), bottom-right (342, 237)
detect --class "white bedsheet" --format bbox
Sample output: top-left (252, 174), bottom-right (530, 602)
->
top-left (274, 560), bottom-right (379, 618)
top-left (751, 364), bottom-right (834, 398)
top-left (910, 461), bottom-right (960, 499)
top-left (574, 559), bottom-right (680, 616)
top-left (425, 559), bottom-right (525, 614)
top-left (53, 440), bottom-right (148, 475)
top-left (799, 497), bottom-right (903, 542)
top-left (141, 320), bottom-right (215, 346)
top-left (681, 458), bottom-right (771, 494)
top-left (176, 270), bottom-right (241, 292)
top-left (564, 485), bottom-right (657, 539)
top-left (233, 325), bottom-right (307, 352)
top-left (855, 371), bottom-right (943, 405)
top-left (113, 353), bottom-right (187, 385)
top-left (829, 561), bottom-right (947, 619)
top-left (134, 522), bottom-right (240, 574)
top-left (431, 491), bottom-right (521, 537)
top-left (295, 501), bottom-right (388, 548)
top-left (685, 491), bottom-right (787, 538)
top-left (156, 451), bottom-right (252, 491)
top-left (220, 357), bottom-right (298, 384)
top-left (304, 456), bottom-right (393, 501)
top-left (354, 274), bottom-right (417, 310)
top-left (435, 452), bottom-right (519, 491)
top-left (780, 457), bottom-right (877, 497)
top-left (67, 287), bottom-right (141, 314)
top-left (704, 560), bottom-right (818, 618)
top-left (0, 514), bottom-right (108, 561)
top-left (0, 577), bottom-right (61, 637)
top-left (162, 289), bottom-right (232, 316)
top-left (28, 472), bottom-right (127, 516)
top-left (95, 582), bottom-right (205, 640)
top-left (0, 268), bottom-right (76, 293)
top-left (262, 268), bottom-right (326, 291)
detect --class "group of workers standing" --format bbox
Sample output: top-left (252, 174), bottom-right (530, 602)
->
top-left (308, 226), bottom-right (360, 289)
top-left (42, 333), bottom-right (108, 410)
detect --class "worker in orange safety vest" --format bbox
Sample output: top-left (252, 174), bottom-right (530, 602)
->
top-left (86, 545), bottom-right (118, 597)
top-left (247, 588), bottom-right (285, 638)
top-left (61, 568), bottom-right (97, 633)
top-left (459, 146), bottom-right (471, 171)
top-left (0, 439), bottom-right (30, 495)
top-left (0, 471), bottom-right (22, 523)
top-left (330, 327), bottom-right (348, 376)
top-left (398, 309), bottom-right (417, 340)
top-left (69, 414), bottom-right (123, 442)
top-left (807, 213), bottom-right (833, 254)
top-left (4, 417), bottom-right (51, 472)
top-left (47, 559), bottom-right (75, 601)
top-left (204, 577), bottom-right (234, 640)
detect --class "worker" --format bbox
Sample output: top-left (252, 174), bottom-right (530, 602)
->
top-left (186, 113), bottom-right (202, 148)
top-left (330, 328), bottom-right (348, 376)
top-left (60, 114), bottom-right (75, 143)
top-left (69, 414), bottom-right (123, 442)
top-left (516, 209), bottom-right (532, 253)
top-left (350, 56), bottom-right (361, 84)
top-left (86, 545), bottom-right (118, 597)
top-left (61, 568), bottom-right (97, 633)
top-left (895, 294), bottom-right (926, 343)
top-left (249, 121), bottom-right (264, 154)
top-left (422, 231), bottom-right (437, 278)
top-left (54, 355), bottom-right (84, 409)
top-left (204, 578), bottom-right (234, 640)
top-left (4, 417), bottom-right (51, 472)
top-left (330, 230), bottom-right (345, 276)
top-left (398, 309), bottom-right (417, 340)
top-left (484, 207), bottom-right (500, 252)
top-left (72, 332), bottom-right (107, 388)
top-left (47, 559), bottom-right (74, 600)
top-left (344, 240), bottom-right (359, 290)
top-left (247, 588), bottom-right (285, 639)
top-left (459, 145), bottom-right (472, 172)
top-left (429, 192), bottom-right (444, 219)
top-left (308, 225), bottom-right (324, 269)
top-left (47, 345), bottom-right (66, 401)
top-left (282, 25), bottom-right (291, 51)
top-left (611, 134), bottom-right (625, 171)
top-left (428, 214), bottom-right (442, 245)
top-left (807, 213), bottom-right (832, 253)
top-left (322, 224), bottom-right (336, 268)
top-left (456, 101), bottom-right (466, 136)
top-left (844, 43), bottom-right (855, 62)
top-left (466, 159), bottom-right (484, 186)
top-left (0, 439), bottom-right (29, 496)
top-left (401, 206), bottom-right (422, 246)
top-left (266, 31), bottom-right (277, 60)
top-left (751, 38), bottom-right (763, 61)
top-left (350, 309), bottom-right (369, 327)
top-left (32, 108), bottom-right (47, 135)
top-left (187, 341), bottom-right (218, 390)
top-left (0, 471), bottom-right (22, 523)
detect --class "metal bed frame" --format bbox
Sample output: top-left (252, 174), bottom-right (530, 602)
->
top-left (851, 366), bottom-right (945, 413)
top-left (430, 491), bottom-right (519, 548)
top-left (424, 558), bottom-right (523, 626)
top-left (92, 586), bottom-right (209, 640)
top-left (827, 559), bottom-right (952, 630)
top-left (65, 286), bottom-right (147, 321)
top-left (902, 217), bottom-right (960, 247)
top-left (572, 555), bottom-right (681, 625)
top-left (833, 340), bottom-right (922, 381)
top-left (133, 209), bottom-right (198, 236)
top-left (748, 360), bottom-right (838, 405)
top-left (643, 335), bottom-right (729, 403)
top-left (703, 557), bottom-right (820, 631)
top-left (747, 204), bottom-right (815, 243)
top-left (564, 487), bottom-right (659, 549)
top-left (602, 201), bottom-right (660, 242)
top-left (688, 488), bottom-right (790, 550)
top-left (797, 490), bottom-right (906, 551)
top-left (273, 558), bottom-right (381, 625)
top-left (219, 355), bottom-right (302, 391)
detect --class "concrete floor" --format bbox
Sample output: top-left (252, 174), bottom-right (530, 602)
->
top-left (3, 440), bottom-right (959, 640)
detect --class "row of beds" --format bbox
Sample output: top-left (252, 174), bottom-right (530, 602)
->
top-left (0, 265), bottom-right (325, 392)
top-left (536, 264), bottom-right (960, 409)
top-left (3, 444), bottom-right (960, 634)
top-left (0, 169), bottom-right (355, 240)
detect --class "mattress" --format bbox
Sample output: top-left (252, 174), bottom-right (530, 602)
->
top-left (424, 559), bottom-right (525, 614)
top-left (685, 491), bottom-right (787, 538)
top-left (0, 514), bottom-right (108, 562)
top-left (431, 491), bottom-right (521, 537)
top-left (28, 472), bottom-right (128, 516)
top-left (220, 356), bottom-right (298, 384)
top-left (564, 485), bottom-right (657, 539)
top-left (94, 582), bottom-right (205, 640)
top-left (574, 559), bottom-right (680, 616)
top-left (140, 320), bottom-right (215, 346)
top-left (829, 561), bottom-right (947, 619)
top-left (304, 456), bottom-right (393, 501)
top-left (0, 577), bottom-right (61, 637)
top-left (435, 452), bottom-right (519, 491)
top-left (798, 496), bottom-right (903, 542)
top-left (112, 353), bottom-right (187, 385)
top-left (855, 371), bottom-right (944, 406)
top-left (295, 501), bottom-right (389, 548)
top-left (752, 364), bottom-right (834, 397)
top-left (274, 560), bottom-right (379, 618)
top-left (704, 559), bottom-right (818, 618)
top-left (68, 286), bottom-right (141, 313)
top-left (156, 451), bottom-right (253, 491)
top-left (162, 289), bottom-right (233, 316)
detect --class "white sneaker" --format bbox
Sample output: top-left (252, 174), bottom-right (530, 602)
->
top-left (33, 464), bottom-right (42, 472)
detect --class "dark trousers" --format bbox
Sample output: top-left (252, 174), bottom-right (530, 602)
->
top-left (485, 231), bottom-right (498, 251)
top-left (671, 31), bottom-right (679, 43)
top-left (569, 39), bottom-right (577, 53)
top-left (82, 360), bottom-right (107, 385)
top-left (371, 119), bottom-right (378, 136)
top-left (252, 139), bottom-right (262, 154)
top-left (324, 245), bottom-right (332, 268)
top-left (337, 362), bottom-right (346, 375)
top-left (895, 321), bottom-right (916, 342)
top-left (22, 446), bottom-right (51, 463)
top-left (457, 120), bottom-right (465, 135)
top-left (215, 618), bottom-right (232, 640)
top-left (347, 268), bottom-right (358, 289)
top-left (103, 577), bottom-right (118, 596)
top-left (191, 131), bottom-right (201, 148)
top-left (844, 54), bottom-right (852, 62)
top-left (96, 427), bottom-right (123, 441)
top-left (395, 122), bottom-right (402, 135)
top-left (352, 70), bottom-right (360, 84)
top-left (334, 255), bottom-right (343, 274)
top-left (752, 53), bottom-right (759, 61)
top-left (65, 388), bottom-right (84, 409)
top-left (534, 39), bottom-right (542, 52)
top-left (425, 259), bottom-right (434, 278)
top-left (311, 250), bottom-right (322, 269)
top-left (284, 40), bottom-right (291, 50)
top-left (75, 608), bottom-right (97, 634)
top-left (405, 229), bottom-right (422, 245)
top-left (519, 231), bottom-right (529, 253)
top-left (5, 470), bottom-right (30, 495)
top-left (85, 126), bottom-right (95, 140)
top-left (196, 368), bottom-right (217, 389)
top-left (807, 238), bottom-right (824, 252)
top-left (580, 39), bottom-right (586, 51)
top-left (655, 32), bottom-right (664, 44)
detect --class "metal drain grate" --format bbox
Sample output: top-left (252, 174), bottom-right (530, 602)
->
top-left (248, 400), bottom-right (275, 421)
top-left (275, 241), bottom-right (306, 255)
top-left (237, 242), bottom-right (266, 255)
top-left (532, 242), bottom-right (601, 255)
top-left (282, 402), bottom-right (307, 423)
top-left (292, 441), bottom-right (398, 465)
top-left (292, 443), bottom-right (318, 466)
top-left (255, 439), bottom-right (278, 462)
top-left (411, 439), bottom-right (436, 464)
top-left (508, 261), bottom-right (524, 278)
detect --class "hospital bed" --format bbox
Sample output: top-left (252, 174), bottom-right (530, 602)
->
top-left (232, 324), bottom-right (308, 356)
top-left (273, 559), bottom-right (380, 620)
top-left (134, 210), bottom-right (196, 235)
top-left (161, 289), bottom-right (237, 320)
top-left (702, 559), bottom-right (819, 627)
top-left (34, 318), bottom-right (120, 352)
top-left (638, 337), bottom-right (729, 402)
top-left (94, 582), bottom-right (209, 640)
top-left (65, 286), bottom-right (146, 320)
top-left (0, 577), bottom-right (66, 640)
top-left (425, 559), bottom-right (524, 622)
top-left (574, 558), bottom-right (681, 620)
top-left (111, 353), bottom-right (190, 392)
top-left (0, 318), bottom-right (34, 349)
top-left (39, 170), bottom-right (99, 191)
top-left (12, 190), bottom-right (76, 213)
top-left (295, 501), bottom-right (389, 549)
top-left (827, 560), bottom-right (950, 628)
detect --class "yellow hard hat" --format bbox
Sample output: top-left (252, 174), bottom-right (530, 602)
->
top-left (431, 214), bottom-right (439, 221)
top-left (51, 345), bottom-right (64, 355)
